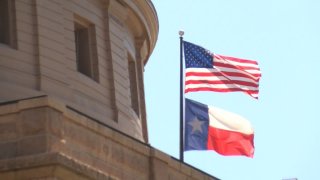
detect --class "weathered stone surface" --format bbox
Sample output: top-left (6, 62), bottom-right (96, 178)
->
top-left (17, 135), bottom-right (48, 156)
top-left (0, 97), bottom-right (219, 180)
top-left (0, 141), bottom-right (17, 159)
top-left (1, 0), bottom-right (159, 142)
top-left (0, 0), bottom-right (220, 179)
top-left (0, 114), bottom-right (18, 141)
top-left (0, 153), bottom-right (115, 180)
top-left (19, 108), bottom-right (48, 136)
top-left (0, 97), bottom-right (218, 180)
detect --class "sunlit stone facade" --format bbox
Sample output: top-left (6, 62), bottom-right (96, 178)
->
top-left (0, 0), bottom-right (218, 179)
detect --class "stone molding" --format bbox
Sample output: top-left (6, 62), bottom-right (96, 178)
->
top-left (0, 96), bottom-right (219, 180)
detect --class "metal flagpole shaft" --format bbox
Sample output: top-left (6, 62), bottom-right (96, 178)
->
top-left (179, 30), bottom-right (184, 162)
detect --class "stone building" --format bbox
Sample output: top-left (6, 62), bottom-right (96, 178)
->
top-left (0, 0), bottom-right (219, 179)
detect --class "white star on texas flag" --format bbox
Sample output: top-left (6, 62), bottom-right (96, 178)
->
top-left (188, 118), bottom-right (204, 133)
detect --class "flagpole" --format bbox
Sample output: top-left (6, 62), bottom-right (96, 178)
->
top-left (179, 30), bottom-right (184, 162)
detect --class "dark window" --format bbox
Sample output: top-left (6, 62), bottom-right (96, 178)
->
top-left (74, 20), bottom-right (99, 81)
top-left (0, 0), bottom-right (16, 47)
top-left (128, 55), bottom-right (140, 116)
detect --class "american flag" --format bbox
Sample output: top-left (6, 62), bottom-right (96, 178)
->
top-left (183, 41), bottom-right (261, 99)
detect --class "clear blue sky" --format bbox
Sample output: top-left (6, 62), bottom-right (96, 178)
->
top-left (145, 0), bottom-right (320, 180)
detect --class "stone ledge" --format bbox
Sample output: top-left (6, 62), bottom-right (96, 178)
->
top-left (150, 148), bottom-right (170, 162)
top-left (0, 96), bottom-right (150, 156)
top-left (0, 96), bottom-right (220, 180)
top-left (0, 95), bottom-right (66, 115)
top-left (0, 152), bottom-right (118, 180)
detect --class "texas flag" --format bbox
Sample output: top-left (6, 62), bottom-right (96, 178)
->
top-left (184, 98), bottom-right (254, 157)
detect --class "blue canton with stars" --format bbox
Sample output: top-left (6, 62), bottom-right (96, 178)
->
top-left (183, 41), bottom-right (214, 68)
top-left (184, 98), bottom-right (209, 151)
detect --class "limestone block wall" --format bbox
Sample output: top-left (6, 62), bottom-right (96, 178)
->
top-left (0, 0), bottom-right (158, 142)
top-left (0, 96), bottom-right (219, 180)
top-left (0, 1), bottom-right (220, 179)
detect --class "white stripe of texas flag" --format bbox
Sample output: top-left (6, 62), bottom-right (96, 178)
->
top-left (208, 105), bottom-right (254, 135)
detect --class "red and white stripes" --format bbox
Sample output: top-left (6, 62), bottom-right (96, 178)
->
top-left (185, 54), bottom-right (261, 99)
